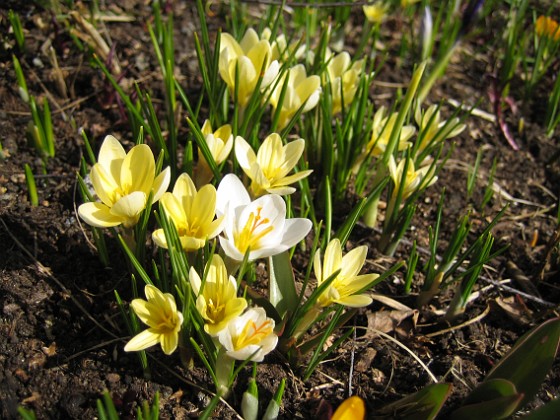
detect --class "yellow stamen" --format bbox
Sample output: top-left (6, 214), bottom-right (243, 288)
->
top-left (234, 207), bottom-right (274, 253)
top-left (233, 319), bottom-right (274, 350)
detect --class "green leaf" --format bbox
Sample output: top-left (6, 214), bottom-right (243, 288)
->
top-left (450, 393), bottom-right (523, 420)
top-left (484, 317), bottom-right (560, 409)
top-left (521, 397), bottom-right (560, 420)
top-left (268, 251), bottom-right (299, 318)
top-left (374, 383), bottom-right (452, 420)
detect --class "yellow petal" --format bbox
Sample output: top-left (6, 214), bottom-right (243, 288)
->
top-left (329, 52), bottom-right (350, 79)
top-left (97, 135), bottom-right (126, 184)
top-left (152, 229), bottom-right (168, 249)
top-left (124, 329), bottom-right (160, 352)
top-left (239, 28), bottom-right (259, 53)
top-left (220, 33), bottom-right (243, 57)
top-left (192, 184), bottom-right (218, 227)
top-left (340, 246), bottom-right (368, 279)
top-left (201, 119), bottom-right (213, 136)
top-left (160, 331), bottom-right (179, 355)
top-left (78, 202), bottom-right (123, 228)
top-left (279, 138), bottom-right (305, 175)
top-left (323, 239), bottom-right (342, 279)
top-left (90, 163), bottom-right (119, 207)
top-left (110, 191), bottom-right (147, 226)
top-left (120, 144), bottom-right (155, 194)
top-left (161, 192), bottom-right (187, 227)
top-left (332, 396), bottom-right (366, 420)
top-left (337, 294), bottom-right (373, 308)
top-left (234, 135), bottom-right (257, 173)
top-left (152, 167), bottom-right (171, 202)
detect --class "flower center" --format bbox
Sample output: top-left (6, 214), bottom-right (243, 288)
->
top-left (233, 319), bottom-right (274, 350)
top-left (234, 206), bottom-right (274, 254)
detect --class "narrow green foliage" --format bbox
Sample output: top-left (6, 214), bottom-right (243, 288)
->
top-left (404, 241), bottom-right (419, 294)
top-left (97, 391), bottom-right (120, 420)
top-left (376, 383), bottom-right (452, 420)
top-left (263, 378), bottom-right (286, 420)
top-left (8, 10), bottom-right (25, 52)
top-left (452, 318), bottom-right (560, 417)
top-left (137, 392), bottom-right (160, 420)
top-left (268, 251), bottom-right (299, 318)
top-left (545, 69), bottom-right (560, 136)
top-left (480, 157), bottom-right (497, 210)
top-left (17, 407), bottom-right (37, 420)
top-left (467, 148), bottom-right (483, 199)
top-left (24, 164), bottom-right (38, 206)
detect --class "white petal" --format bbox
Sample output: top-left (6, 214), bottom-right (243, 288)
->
top-left (216, 174), bottom-right (251, 217)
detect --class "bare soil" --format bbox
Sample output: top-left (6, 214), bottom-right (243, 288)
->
top-left (1, 1), bottom-right (559, 419)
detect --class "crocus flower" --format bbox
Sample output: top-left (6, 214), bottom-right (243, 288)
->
top-left (78, 135), bottom-right (170, 228)
top-left (536, 15), bottom-right (560, 41)
top-left (324, 52), bottom-right (364, 115)
top-left (219, 28), bottom-right (279, 108)
top-left (189, 255), bottom-right (247, 336)
top-left (269, 64), bottom-right (321, 130)
top-left (314, 238), bottom-right (378, 308)
top-left (414, 105), bottom-right (465, 154)
top-left (388, 156), bottom-right (437, 200)
top-left (217, 307), bottom-right (278, 362)
top-left (354, 107), bottom-right (415, 170)
top-left (124, 284), bottom-right (183, 355)
top-left (195, 120), bottom-right (234, 185)
top-left (152, 173), bottom-right (223, 252)
top-left (363, 2), bottom-right (389, 24)
top-left (332, 396), bottom-right (366, 420)
top-left (367, 106), bottom-right (415, 157)
top-left (216, 174), bottom-right (312, 262)
top-left (235, 133), bottom-right (312, 197)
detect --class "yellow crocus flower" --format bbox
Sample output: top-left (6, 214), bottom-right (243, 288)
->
top-left (269, 64), bottom-right (321, 130)
top-left (314, 238), bottom-right (378, 308)
top-left (189, 255), bottom-right (247, 336)
top-left (325, 51), bottom-right (364, 115)
top-left (152, 173), bottom-right (223, 252)
top-left (414, 105), bottom-right (465, 154)
top-left (332, 396), bottom-right (366, 420)
top-left (78, 135), bottom-right (170, 228)
top-left (124, 285), bottom-right (183, 355)
top-left (235, 133), bottom-right (312, 197)
top-left (363, 3), bottom-right (389, 24)
top-left (388, 155), bottom-right (437, 200)
top-left (219, 28), bottom-right (279, 108)
top-left (195, 119), bottom-right (234, 185)
top-left (536, 15), bottom-right (560, 41)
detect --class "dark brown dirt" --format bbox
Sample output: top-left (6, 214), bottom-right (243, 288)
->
top-left (1, 1), bottom-right (559, 419)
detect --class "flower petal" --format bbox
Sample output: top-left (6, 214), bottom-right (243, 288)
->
top-left (120, 144), bottom-right (155, 194)
top-left (110, 191), bottom-right (147, 226)
top-left (78, 202), bottom-right (123, 228)
top-left (124, 329), bottom-right (160, 352)
top-left (160, 330), bottom-right (179, 355)
top-left (152, 167), bottom-right (171, 202)
top-left (97, 135), bottom-right (126, 183)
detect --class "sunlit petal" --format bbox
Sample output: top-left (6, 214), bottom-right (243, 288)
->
top-left (78, 202), bottom-right (123, 228)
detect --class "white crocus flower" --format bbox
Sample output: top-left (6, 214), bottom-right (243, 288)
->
top-left (216, 174), bottom-right (312, 262)
top-left (217, 307), bottom-right (278, 362)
